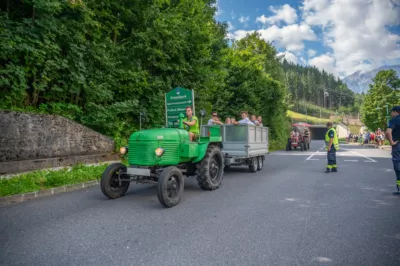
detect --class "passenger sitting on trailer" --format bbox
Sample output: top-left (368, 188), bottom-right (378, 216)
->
top-left (250, 115), bottom-right (260, 126)
top-left (257, 116), bottom-right (263, 127)
top-left (182, 106), bottom-right (199, 141)
top-left (233, 111), bottom-right (255, 125)
top-left (208, 111), bottom-right (223, 125)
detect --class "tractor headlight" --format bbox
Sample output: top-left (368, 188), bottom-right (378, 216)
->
top-left (119, 146), bottom-right (128, 155)
top-left (155, 148), bottom-right (165, 156)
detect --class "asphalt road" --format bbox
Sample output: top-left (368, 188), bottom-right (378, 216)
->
top-left (1, 140), bottom-right (400, 266)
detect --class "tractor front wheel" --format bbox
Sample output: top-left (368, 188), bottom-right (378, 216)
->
top-left (157, 166), bottom-right (184, 208)
top-left (196, 145), bottom-right (224, 190)
top-left (100, 163), bottom-right (130, 199)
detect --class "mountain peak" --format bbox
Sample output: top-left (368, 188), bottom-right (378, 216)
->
top-left (342, 64), bottom-right (400, 93)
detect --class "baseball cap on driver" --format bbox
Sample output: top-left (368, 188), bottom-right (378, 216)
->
top-left (390, 106), bottom-right (400, 112)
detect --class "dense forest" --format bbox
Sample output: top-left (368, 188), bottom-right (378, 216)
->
top-left (0, 0), bottom-right (355, 148)
top-left (282, 60), bottom-right (356, 117)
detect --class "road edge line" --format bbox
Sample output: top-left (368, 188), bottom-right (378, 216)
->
top-left (0, 180), bottom-right (100, 207)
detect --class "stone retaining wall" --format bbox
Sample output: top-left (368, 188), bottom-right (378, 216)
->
top-left (0, 111), bottom-right (116, 174)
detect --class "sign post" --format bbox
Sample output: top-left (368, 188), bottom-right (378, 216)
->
top-left (165, 87), bottom-right (195, 127)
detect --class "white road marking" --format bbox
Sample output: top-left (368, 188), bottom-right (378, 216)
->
top-left (312, 257), bottom-right (333, 263)
top-left (308, 158), bottom-right (320, 161)
top-left (305, 150), bottom-right (319, 161)
top-left (343, 148), bottom-right (377, 162)
top-left (304, 146), bottom-right (324, 162)
top-left (344, 159), bottom-right (358, 162)
top-left (271, 153), bottom-right (314, 156)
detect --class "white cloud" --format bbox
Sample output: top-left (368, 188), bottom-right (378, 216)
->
top-left (308, 49), bottom-right (317, 57)
top-left (256, 4), bottom-right (298, 25)
top-left (299, 56), bottom-right (307, 65)
top-left (231, 10), bottom-right (236, 20)
top-left (229, 24), bottom-right (317, 52)
top-left (309, 54), bottom-right (336, 73)
top-left (278, 51), bottom-right (299, 64)
top-left (256, 15), bottom-right (268, 24)
top-left (300, 0), bottom-right (400, 76)
top-left (227, 22), bottom-right (235, 31)
top-left (213, 0), bottom-right (223, 17)
top-left (239, 16), bottom-right (249, 23)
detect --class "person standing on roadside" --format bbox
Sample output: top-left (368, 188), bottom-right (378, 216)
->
top-left (325, 122), bottom-right (339, 173)
top-left (385, 106), bottom-right (400, 196)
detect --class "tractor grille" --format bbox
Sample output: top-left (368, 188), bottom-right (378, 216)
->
top-left (158, 142), bottom-right (180, 164)
top-left (128, 140), bottom-right (180, 166)
top-left (128, 141), bottom-right (157, 165)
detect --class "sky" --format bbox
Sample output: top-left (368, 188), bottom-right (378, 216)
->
top-left (214, 0), bottom-right (400, 78)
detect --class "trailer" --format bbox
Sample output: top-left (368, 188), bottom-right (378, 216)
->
top-left (200, 124), bottom-right (269, 172)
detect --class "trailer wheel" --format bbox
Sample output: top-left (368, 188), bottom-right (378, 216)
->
top-left (157, 166), bottom-right (184, 208)
top-left (257, 156), bottom-right (263, 171)
top-left (100, 163), bottom-right (130, 199)
top-left (196, 145), bottom-right (224, 190)
top-left (249, 157), bottom-right (257, 173)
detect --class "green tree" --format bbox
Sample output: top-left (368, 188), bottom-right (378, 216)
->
top-left (361, 70), bottom-right (400, 130)
top-left (218, 32), bottom-right (288, 144)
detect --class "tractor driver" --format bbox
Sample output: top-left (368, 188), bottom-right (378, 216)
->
top-left (182, 106), bottom-right (199, 141)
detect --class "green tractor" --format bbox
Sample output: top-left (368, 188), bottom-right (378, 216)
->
top-left (100, 112), bottom-right (224, 208)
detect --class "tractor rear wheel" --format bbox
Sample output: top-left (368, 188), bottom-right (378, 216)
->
top-left (100, 163), bottom-right (130, 199)
top-left (249, 156), bottom-right (258, 172)
top-left (196, 145), bottom-right (224, 190)
top-left (157, 166), bottom-right (184, 208)
top-left (257, 156), bottom-right (263, 171)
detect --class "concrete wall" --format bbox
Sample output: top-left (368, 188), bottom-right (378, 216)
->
top-left (0, 111), bottom-right (117, 174)
top-left (336, 124), bottom-right (349, 139)
top-left (329, 115), bottom-right (363, 126)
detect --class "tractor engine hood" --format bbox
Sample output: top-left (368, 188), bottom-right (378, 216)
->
top-left (129, 128), bottom-right (188, 142)
top-left (128, 128), bottom-right (189, 166)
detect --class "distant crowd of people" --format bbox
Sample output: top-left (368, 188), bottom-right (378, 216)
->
top-left (346, 129), bottom-right (386, 146)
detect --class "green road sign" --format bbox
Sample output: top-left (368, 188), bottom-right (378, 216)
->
top-left (165, 87), bottom-right (195, 127)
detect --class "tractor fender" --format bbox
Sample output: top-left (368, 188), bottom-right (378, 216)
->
top-left (192, 142), bottom-right (222, 163)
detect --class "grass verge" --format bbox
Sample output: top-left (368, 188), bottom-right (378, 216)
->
top-left (287, 110), bottom-right (332, 125)
top-left (0, 163), bottom-right (114, 197)
top-left (269, 139), bottom-right (286, 152)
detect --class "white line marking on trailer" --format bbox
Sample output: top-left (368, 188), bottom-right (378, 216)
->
top-left (344, 149), bottom-right (377, 162)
